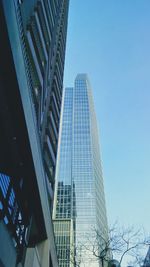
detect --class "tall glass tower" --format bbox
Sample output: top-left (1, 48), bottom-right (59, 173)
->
top-left (53, 74), bottom-right (108, 267)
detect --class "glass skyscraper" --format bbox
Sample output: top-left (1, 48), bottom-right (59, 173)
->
top-left (53, 74), bottom-right (108, 267)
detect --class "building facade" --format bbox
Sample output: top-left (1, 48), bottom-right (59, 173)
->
top-left (0, 0), bottom-right (69, 267)
top-left (53, 74), bottom-right (108, 267)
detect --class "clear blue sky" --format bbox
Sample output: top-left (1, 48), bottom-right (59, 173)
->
top-left (64, 0), bottom-right (150, 235)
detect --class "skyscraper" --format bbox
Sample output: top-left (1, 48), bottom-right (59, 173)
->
top-left (0, 1), bottom-right (69, 267)
top-left (53, 74), bottom-right (108, 267)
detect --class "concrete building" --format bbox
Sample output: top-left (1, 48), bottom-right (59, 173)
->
top-left (0, 0), bottom-right (69, 266)
top-left (53, 74), bottom-right (108, 267)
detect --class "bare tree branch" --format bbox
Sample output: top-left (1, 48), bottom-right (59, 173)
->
top-left (84, 224), bottom-right (150, 266)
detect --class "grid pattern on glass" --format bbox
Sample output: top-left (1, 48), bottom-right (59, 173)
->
top-left (53, 219), bottom-right (73, 267)
top-left (53, 75), bottom-right (108, 267)
top-left (55, 88), bottom-right (73, 219)
top-left (88, 85), bottom-right (108, 233)
top-left (72, 75), bottom-right (108, 267)
top-left (73, 76), bottom-right (96, 237)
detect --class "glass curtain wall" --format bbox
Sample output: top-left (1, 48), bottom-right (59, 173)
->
top-left (53, 74), bottom-right (108, 267)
